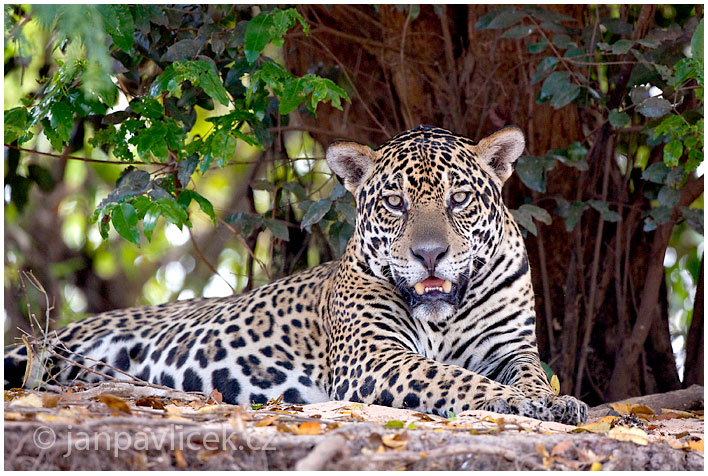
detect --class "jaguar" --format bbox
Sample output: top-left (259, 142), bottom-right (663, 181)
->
top-left (5, 125), bottom-right (587, 424)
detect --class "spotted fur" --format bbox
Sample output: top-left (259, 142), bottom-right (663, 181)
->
top-left (5, 125), bottom-right (587, 424)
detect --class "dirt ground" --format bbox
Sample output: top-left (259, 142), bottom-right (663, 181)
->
top-left (4, 383), bottom-right (704, 470)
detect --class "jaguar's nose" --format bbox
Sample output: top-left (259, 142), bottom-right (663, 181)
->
top-left (410, 246), bottom-right (448, 274)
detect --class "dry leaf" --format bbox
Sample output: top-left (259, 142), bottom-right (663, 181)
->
top-left (629, 404), bottom-right (654, 416)
top-left (607, 426), bottom-right (649, 445)
top-left (276, 422), bottom-right (299, 434)
top-left (8, 393), bottom-right (43, 408)
top-left (550, 374), bottom-right (561, 395)
top-left (382, 432), bottom-right (409, 450)
top-left (297, 421), bottom-right (323, 435)
top-left (135, 396), bottom-right (166, 410)
top-left (664, 436), bottom-right (688, 450)
top-left (551, 440), bottom-right (576, 458)
top-left (255, 415), bottom-right (279, 427)
top-left (41, 394), bottom-right (60, 408)
top-left (412, 412), bottom-right (435, 422)
top-left (609, 402), bottom-right (632, 415)
top-left (174, 449), bottom-right (187, 470)
top-left (196, 404), bottom-right (222, 414)
top-left (660, 408), bottom-right (696, 419)
top-left (96, 395), bottom-right (132, 415)
top-left (209, 389), bottom-right (223, 404)
top-left (572, 420), bottom-right (611, 434)
top-left (590, 462), bottom-right (602, 471)
top-left (687, 439), bottom-right (704, 452)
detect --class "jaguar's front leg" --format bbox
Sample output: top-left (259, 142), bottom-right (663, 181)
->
top-left (489, 351), bottom-right (588, 424)
top-left (330, 339), bottom-right (558, 422)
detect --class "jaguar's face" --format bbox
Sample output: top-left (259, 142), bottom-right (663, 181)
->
top-left (326, 126), bottom-right (525, 323)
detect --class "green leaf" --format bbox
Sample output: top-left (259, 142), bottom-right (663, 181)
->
top-left (691, 18), bottom-right (703, 67)
top-left (244, 9), bottom-right (309, 64)
top-left (663, 140), bottom-right (683, 167)
top-left (610, 39), bottom-right (633, 55)
top-left (142, 202), bottom-right (161, 242)
top-left (178, 190), bottom-right (216, 225)
top-left (550, 83), bottom-right (580, 109)
top-left (485, 8), bottom-right (524, 30)
top-left (178, 155), bottom-right (199, 188)
top-left (111, 202), bottom-right (140, 245)
top-left (335, 201), bottom-right (357, 225)
top-left (657, 185), bottom-right (680, 208)
top-left (227, 212), bottom-right (263, 238)
top-left (264, 218), bottom-right (290, 241)
top-left (99, 4), bottom-right (134, 52)
top-left (527, 38), bottom-right (548, 54)
top-left (155, 197), bottom-right (190, 229)
top-left (129, 98), bottom-right (164, 119)
top-left (45, 100), bottom-right (74, 150)
top-left (588, 200), bottom-right (622, 222)
top-left (151, 60), bottom-right (229, 107)
top-left (679, 207), bottom-right (703, 235)
top-left (515, 155), bottom-right (556, 192)
top-left (637, 97), bottom-right (672, 118)
top-left (301, 198), bottom-right (333, 229)
top-left (383, 420), bottom-right (405, 429)
top-left (641, 162), bottom-right (670, 184)
top-left (609, 109), bottom-right (631, 129)
top-left (564, 201), bottom-right (588, 231)
top-left (4, 107), bottom-right (32, 144)
top-left (501, 25), bottom-right (535, 39)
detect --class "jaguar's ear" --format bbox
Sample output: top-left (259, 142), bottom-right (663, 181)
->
top-left (476, 126), bottom-right (526, 183)
top-left (326, 141), bottom-right (376, 195)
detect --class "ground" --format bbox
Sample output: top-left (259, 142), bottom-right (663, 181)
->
top-left (4, 383), bottom-right (703, 470)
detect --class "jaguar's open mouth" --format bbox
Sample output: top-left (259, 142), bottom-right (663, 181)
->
top-left (402, 276), bottom-right (460, 307)
top-left (413, 277), bottom-right (453, 296)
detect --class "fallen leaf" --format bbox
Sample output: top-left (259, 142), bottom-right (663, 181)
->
top-left (608, 426), bottom-right (649, 445)
top-left (348, 403), bottom-right (364, 411)
top-left (687, 439), bottom-right (704, 452)
top-left (209, 389), bottom-right (223, 404)
top-left (276, 422), bottom-right (299, 434)
top-left (551, 440), bottom-right (576, 458)
top-left (8, 393), bottom-right (43, 408)
top-left (297, 421), bottom-right (323, 435)
top-left (96, 395), bottom-right (132, 415)
top-left (196, 404), bottom-right (222, 414)
top-left (135, 396), bottom-right (166, 410)
top-left (175, 449), bottom-right (187, 470)
top-left (660, 408), bottom-right (696, 419)
top-left (590, 462), bottom-right (602, 471)
top-left (255, 415), bottom-right (279, 427)
top-left (42, 393), bottom-right (60, 408)
top-left (382, 432), bottom-right (409, 450)
top-left (550, 374), bottom-right (561, 395)
top-left (412, 412), bottom-right (435, 422)
top-left (609, 402), bottom-right (632, 415)
top-left (664, 436), bottom-right (688, 450)
top-left (384, 420), bottom-right (406, 429)
top-left (572, 421), bottom-right (611, 434)
top-left (629, 404), bottom-right (654, 415)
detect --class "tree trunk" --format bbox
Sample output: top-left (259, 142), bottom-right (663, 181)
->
top-left (683, 259), bottom-right (704, 387)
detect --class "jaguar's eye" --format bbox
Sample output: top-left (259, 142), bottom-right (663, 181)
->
top-left (384, 194), bottom-right (404, 210)
top-left (451, 191), bottom-right (470, 206)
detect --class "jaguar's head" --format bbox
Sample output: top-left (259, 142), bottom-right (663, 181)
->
top-left (326, 125), bottom-right (525, 323)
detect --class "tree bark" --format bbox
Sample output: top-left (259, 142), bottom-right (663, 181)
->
top-left (683, 259), bottom-right (704, 387)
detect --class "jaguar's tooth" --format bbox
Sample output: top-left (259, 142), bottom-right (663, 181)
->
top-left (414, 283), bottom-right (425, 295)
top-left (443, 280), bottom-right (452, 293)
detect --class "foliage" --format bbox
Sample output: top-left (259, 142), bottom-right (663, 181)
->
top-left (477, 6), bottom-right (703, 236)
top-left (4, 5), bottom-right (349, 248)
